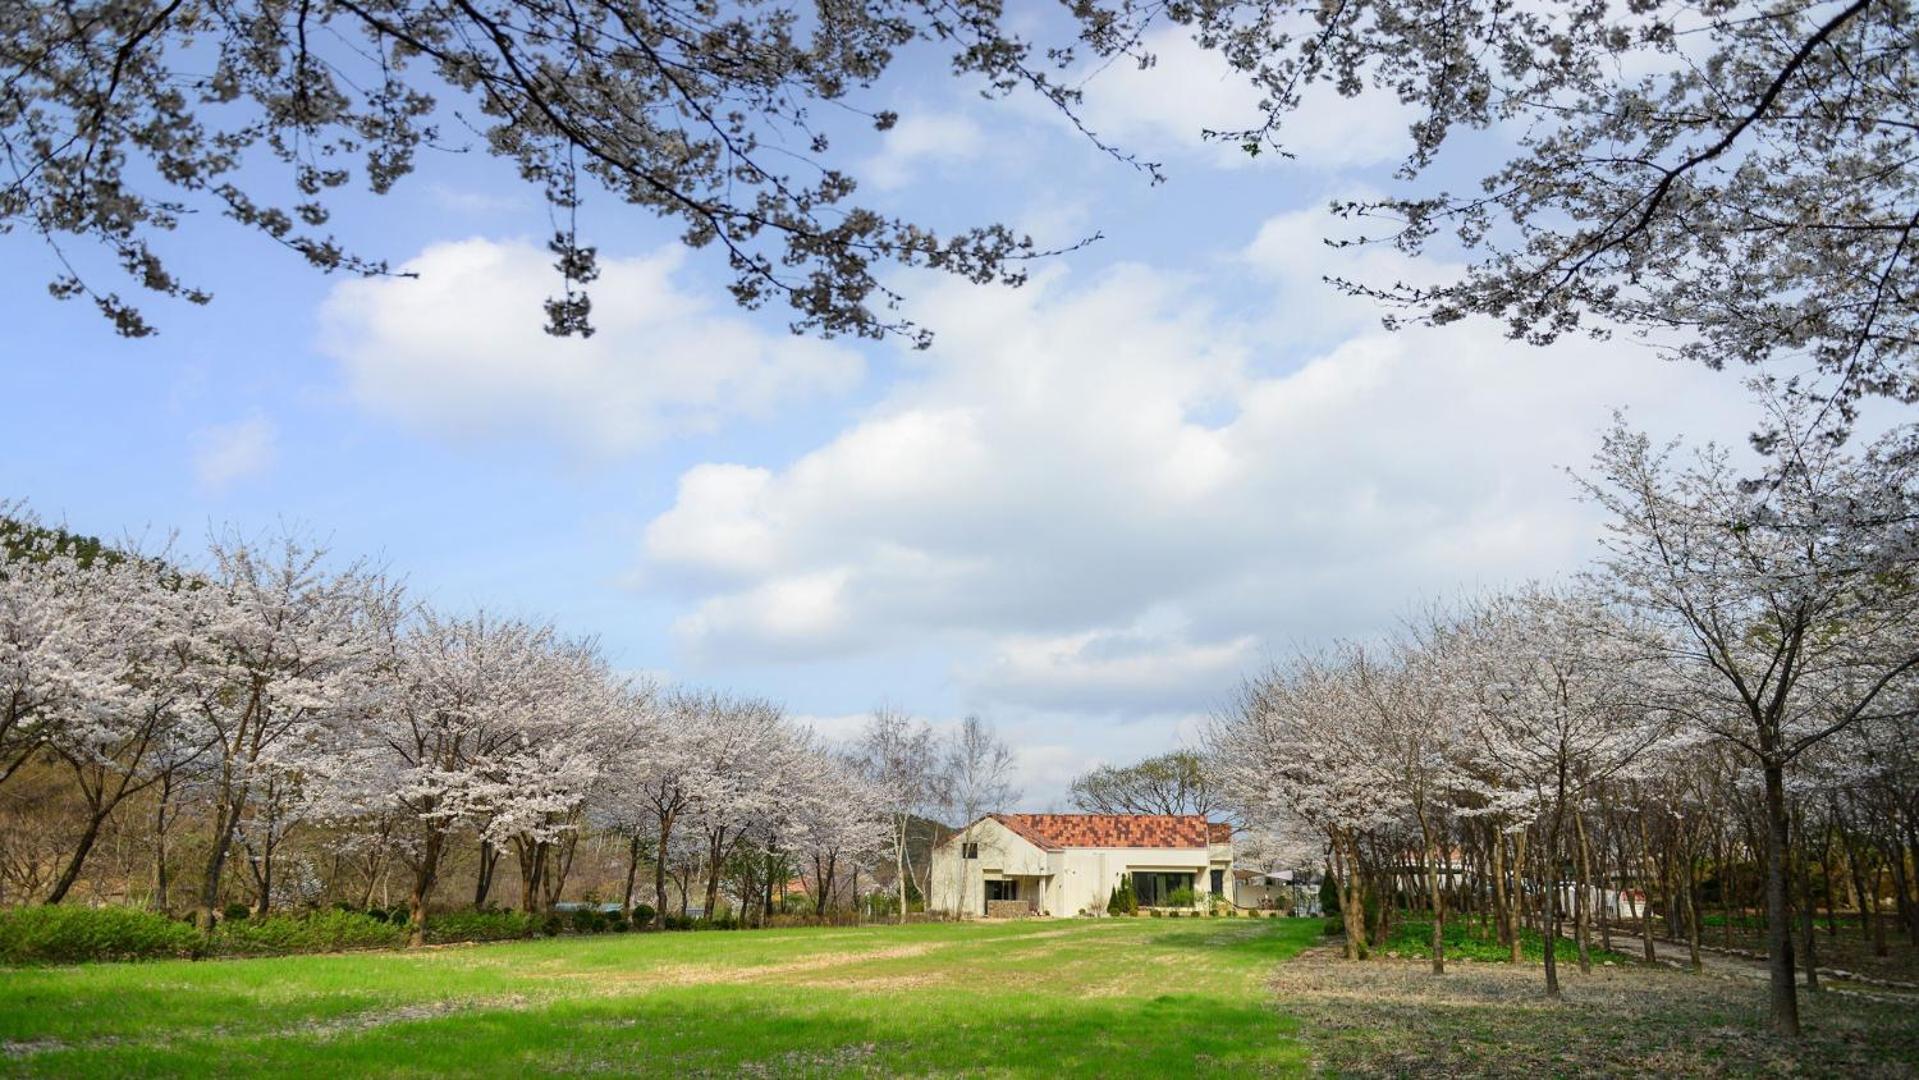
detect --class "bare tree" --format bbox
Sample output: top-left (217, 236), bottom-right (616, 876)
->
top-left (942, 714), bottom-right (1019, 916)
top-left (856, 705), bottom-right (941, 924)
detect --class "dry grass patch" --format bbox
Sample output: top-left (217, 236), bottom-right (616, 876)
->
top-left (1271, 945), bottom-right (1919, 1078)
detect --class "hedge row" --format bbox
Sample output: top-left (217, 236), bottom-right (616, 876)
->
top-left (2, 905), bottom-right (567, 964)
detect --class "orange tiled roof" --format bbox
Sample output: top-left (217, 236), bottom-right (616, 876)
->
top-left (988, 813), bottom-right (1222, 850)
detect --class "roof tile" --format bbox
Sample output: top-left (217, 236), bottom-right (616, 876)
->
top-left (988, 813), bottom-right (1222, 850)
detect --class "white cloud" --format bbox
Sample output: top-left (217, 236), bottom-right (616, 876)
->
top-left (640, 211), bottom-right (1753, 714)
top-left (1074, 28), bottom-right (1419, 171)
top-left (318, 239), bottom-right (863, 454)
top-left (192, 415), bottom-right (277, 492)
top-left (968, 622), bottom-right (1260, 712)
top-left (862, 111), bottom-right (988, 191)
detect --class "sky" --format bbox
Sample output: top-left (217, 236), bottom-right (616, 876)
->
top-left (0, 25), bottom-right (1767, 807)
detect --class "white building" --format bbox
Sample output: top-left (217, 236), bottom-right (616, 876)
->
top-left (929, 813), bottom-right (1234, 918)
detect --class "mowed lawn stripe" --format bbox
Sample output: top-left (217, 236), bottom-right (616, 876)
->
top-left (0, 917), bottom-right (1322, 1077)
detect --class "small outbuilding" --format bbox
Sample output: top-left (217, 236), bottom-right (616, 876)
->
top-left (929, 813), bottom-right (1234, 918)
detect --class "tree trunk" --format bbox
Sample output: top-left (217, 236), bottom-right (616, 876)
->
top-left (474, 838), bottom-right (499, 908)
top-left (1683, 833), bottom-right (1702, 972)
top-left (621, 834), bottom-right (642, 918)
top-left (1492, 830), bottom-right (1511, 950)
top-left (652, 811), bottom-right (674, 927)
top-left (43, 813), bottom-right (108, 905)
top-left (1796, 804), bottom-right (1818, 992)
top-left (1761, 762), bottom-right (1801, 1036)
top-left (197, 785), bottom-right (250, 932)
top-left (1417, 807), bottom-right (1445, 975)
top-left (1574, 810), bottom-right (1593, 974)
top-left (151, 797), bottom-right (172, 911)
top-left (407, 830), bottom-right (444, 948)
top-left (895, 816), bottom-right (908, 926)
top-left (1544, 807), bottom-right (1563, 999)
top-left (1507, 830), bottom-right (1528, 965)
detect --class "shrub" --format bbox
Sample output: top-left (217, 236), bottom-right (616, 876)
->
top-left (215, 910), bottom-right (406, 956)
top-left (1320, 874), bottom-right (1341, 916)
top-left (1324, 915), bottom-right (1344, 936)
top-left (629, 903), bottom-right (656, 926)
top-left (222, 902), bottom-right (252, 923)
top-left (541, 914), bottom-right (565, 937)
top-left (1106, 877), bottom-right (1139, 917)
top-left (1166, 886), bottom-right (1196, 908)
top-left (661, 914), bottom-right (695, 931)
top-left (0, 905), bottom-right (203, 964)
top-left (1224, 908), bottom-right (1238, 917)
top-left (569, 909), bottom-right (607, 934)
top-left (423, 909), bottom-right (536, 945)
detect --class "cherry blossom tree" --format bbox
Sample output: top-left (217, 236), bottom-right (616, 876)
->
top-left (1062, 0), bottom-right (1918, 422)
top-left (1211, 652), bottom-right (1406, 959)
top-left (1581, 400), bottom-right (1919, 1033)
top-left (179, 531), bottom-right (395, 930)
top-left (1457, 589), bottom-right (1672, 996)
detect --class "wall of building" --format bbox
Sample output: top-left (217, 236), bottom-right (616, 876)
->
top-left (930, 818), bottom-right (1234, 917)
top-left (929, 818), bottom-right (1049, 915)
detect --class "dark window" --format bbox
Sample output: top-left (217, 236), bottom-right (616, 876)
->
top-left (1211, 869), bottom-right (1225, 896)
top-left (1132, 872), bottom-right (1195, 906)
top-left (985, 879), bottom-right (1017, 902)
top-left (961, 843), bottom-right (979, 859)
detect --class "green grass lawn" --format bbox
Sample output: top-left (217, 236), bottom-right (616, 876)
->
top-left (0, 916), bottom-right (1324, 1077)
top-left (1377, 917), bottom-right (1640, 964)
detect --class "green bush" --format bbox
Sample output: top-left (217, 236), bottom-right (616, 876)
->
top-left (661, 914), bottom-right (695, 931)
top-left (629, 903), bottom-right (657, 925)
top-left (222, 902), bottom-right (252, 923)
top-left (0, 905), bottom-right (203, 964)
top-left (569, 909), bottom-right (606, 934)
top-left (1166, 886), bottom-right (1196, 908)
top-left (541, 914), bottom-right (565, 937)
top-left (1106, 877), bottom-right (1139, 917)
top-left (422, 909), bottom-right (536, 944)
top-left (215, 910), bottom-right (406, 956)
top-left (1320, 874), bottom-right (1341, 916)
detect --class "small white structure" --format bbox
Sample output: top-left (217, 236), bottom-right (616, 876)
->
top-left (929, 814), bottom-right (1234, 918)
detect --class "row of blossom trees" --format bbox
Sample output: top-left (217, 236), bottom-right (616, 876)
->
top-left (0, 512), bottom-right (894, 941)
top-left (1209, 400), bottom-right (1919, 1036)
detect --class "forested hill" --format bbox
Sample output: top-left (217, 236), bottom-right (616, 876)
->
top-left (0, 514), bottom-right (114, 567)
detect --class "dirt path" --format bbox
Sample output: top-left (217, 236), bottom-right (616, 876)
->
top-left (1575, 925), bottom-right (1919, 1001)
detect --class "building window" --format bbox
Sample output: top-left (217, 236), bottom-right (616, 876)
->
top-left (1132, 871), bottom-right (1195, 906)
top-left (961, 843), bottom-right (979, 859)
top-left (1210, 869), bottom-right (1225, 896)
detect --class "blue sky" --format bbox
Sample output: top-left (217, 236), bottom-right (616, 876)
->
top-left (0, 27), bottom-right (1761, 805)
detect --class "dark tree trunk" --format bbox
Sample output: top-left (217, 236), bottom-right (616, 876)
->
top-left (653, 811), bottom-right (674, 927)
top-left (1761, 762), bottom-right (1801, 1036)
top-left (407, 829), bottom-right (444, 948)
top-left (43, 813), bottom-right (108, 905)
top-left (474, 839), bottom-right (499, 907)
top-left (621, 834), bottom-right (642, 918)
